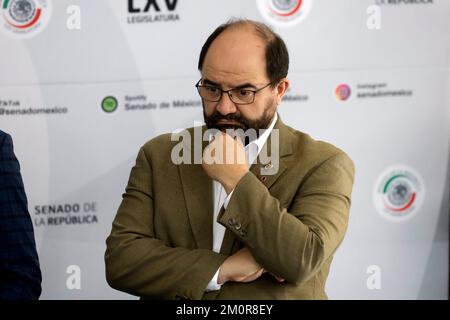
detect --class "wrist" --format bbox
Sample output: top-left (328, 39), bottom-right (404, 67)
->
top-left (222, 169), bottom-right (248, 194)
top-left (217, 266), bottom-right (228, 284)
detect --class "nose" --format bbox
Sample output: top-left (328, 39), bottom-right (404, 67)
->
top-left (215, 91), bottom-right (237, 116)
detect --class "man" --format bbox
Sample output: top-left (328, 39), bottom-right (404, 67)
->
top-left (105, 19), bottom-right (355, 299)
top-left (0, 130), bottom-right (42, 300)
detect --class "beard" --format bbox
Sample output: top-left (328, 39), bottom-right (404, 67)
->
top-left (203, 99), bottom-right (277, 138)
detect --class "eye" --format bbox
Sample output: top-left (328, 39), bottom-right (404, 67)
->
top-left (205, 86), bottom-right (219, 93)
top-left (238, 89), bottom-right (253, 97)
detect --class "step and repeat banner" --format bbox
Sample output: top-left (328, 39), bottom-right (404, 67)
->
top-left (0, 0), bottom-right (449, 299)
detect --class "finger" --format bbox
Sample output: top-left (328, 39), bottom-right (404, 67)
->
top-left (211, 131), bottom-right (223, 142)
top-left (240, 268), bottom-right (265, 283)
top-left (269, 272), bottom-right (285, 282)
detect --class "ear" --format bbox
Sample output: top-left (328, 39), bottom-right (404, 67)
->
top-left (275, 78), bottom-right (290, 104)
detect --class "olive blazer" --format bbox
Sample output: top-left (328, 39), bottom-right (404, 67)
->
top-left (105, 116), bottom-right (355, 300)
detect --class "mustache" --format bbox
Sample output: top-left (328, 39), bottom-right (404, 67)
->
top-left (205, 111), bottom-right (249, 129)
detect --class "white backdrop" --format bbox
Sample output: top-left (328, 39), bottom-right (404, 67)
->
top-left (0, 0), bottom-right (448, 299)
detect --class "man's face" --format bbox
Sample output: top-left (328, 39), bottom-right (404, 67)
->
top-left (201, 27), bottom-right (286, 133)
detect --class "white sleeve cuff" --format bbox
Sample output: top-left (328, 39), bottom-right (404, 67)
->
top-left (223, 190), bottom-right (234, 209)
top-left (205, 268), bottom-right (222, 292)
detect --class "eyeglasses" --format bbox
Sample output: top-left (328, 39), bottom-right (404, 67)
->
top-left (195, 79), bottom-right (274, 105)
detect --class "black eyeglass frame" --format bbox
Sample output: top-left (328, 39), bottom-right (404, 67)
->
top-left (195, 79), bottom-right (276, 105)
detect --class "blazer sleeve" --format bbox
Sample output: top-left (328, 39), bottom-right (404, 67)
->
top-left (105, 145), bottom-right (227, 300)
top-left (0, 132), bottom-right (42, 300)
top-left (218, 152), bottom-right (355, 284)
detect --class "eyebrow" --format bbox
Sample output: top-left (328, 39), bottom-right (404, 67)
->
top-left (202, 78), bottom-right (258, 90)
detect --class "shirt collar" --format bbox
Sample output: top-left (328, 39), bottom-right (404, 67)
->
top-left (246, 112), bottom-right (277, 154)
top-left (245, 112), bottom-right (277, 165)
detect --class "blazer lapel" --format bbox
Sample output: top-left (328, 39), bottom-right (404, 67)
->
top-left (177, 126), bottom-right (214, 250)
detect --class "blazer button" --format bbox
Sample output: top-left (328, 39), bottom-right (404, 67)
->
top-left (238, 229), bottom-right (247, 237)
top-left (234, 221), bottom-right (242, 230)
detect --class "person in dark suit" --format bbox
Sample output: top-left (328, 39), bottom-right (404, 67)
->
top-left (0, 130), bottom-right (42, 300)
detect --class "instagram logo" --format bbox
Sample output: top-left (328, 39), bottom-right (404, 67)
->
top-left (335, 84), bottom-right (351, 101)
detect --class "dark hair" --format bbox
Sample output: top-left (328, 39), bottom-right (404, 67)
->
top-left (197, 19), bottom-right (289, 87)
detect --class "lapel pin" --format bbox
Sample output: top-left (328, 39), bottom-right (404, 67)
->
top-left (264, 163), bottom-right (273, 170)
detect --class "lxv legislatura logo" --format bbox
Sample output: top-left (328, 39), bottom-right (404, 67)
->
top-left (257, 0), bottom-right (313, 27)
top-left (373, 165), bottom-right (425, 222)
top-left (0, 0), bottom-right (51, 38)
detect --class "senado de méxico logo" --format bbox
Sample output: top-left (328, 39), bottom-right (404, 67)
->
top-left (257, 0), bottom-right (313, 27)
top-left (374, 165), bottom-right (425, 221)
top-left (0, 0), bottom-right (51, 38)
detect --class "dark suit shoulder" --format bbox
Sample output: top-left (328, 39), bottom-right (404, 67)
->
top-left (0, 129), bottom-right (8, 139)
top-left (0, 130), bottom-right (42, 299)
top-left (0, 129), bottom-right (12, 152)
top-left (0, 130), bottom-right (18, 174)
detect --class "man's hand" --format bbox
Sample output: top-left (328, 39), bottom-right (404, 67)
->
top-left (202, 132), bottom-right (249, 194)
top-left (217, 247), bottom-right (264, 284)
top-left (217, 247), bottom-right (285, 284)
